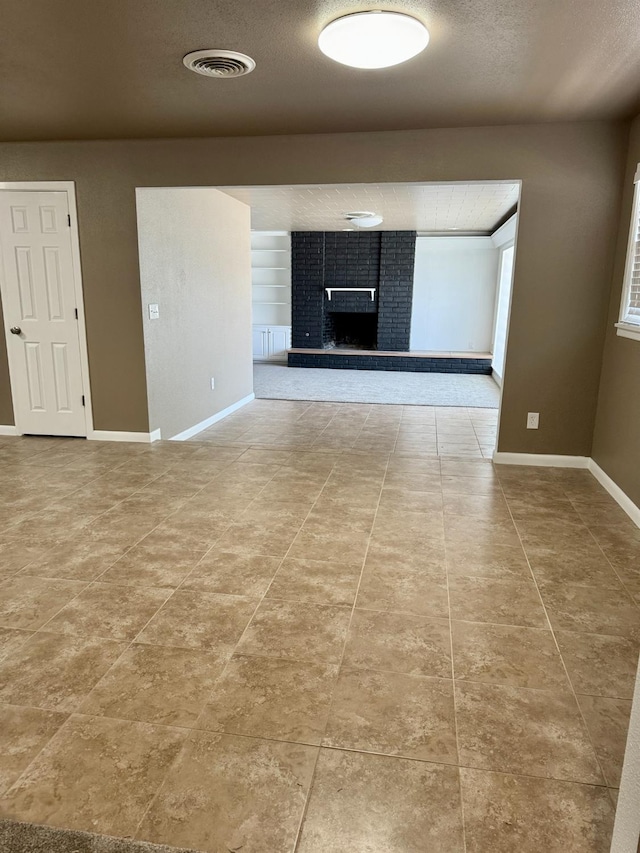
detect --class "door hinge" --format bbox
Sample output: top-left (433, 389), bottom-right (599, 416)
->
top-left (81, 395), bottom-right (85, 407)
top-left (74, 308), bottom-right (78, 319)
top-left (67, 214), bottom-right (71, 227)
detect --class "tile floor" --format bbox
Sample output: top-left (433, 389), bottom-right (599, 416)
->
top-left (0, 399), bottom-right (638, 852)
top-left (194, 399), bottom-right (498, 458)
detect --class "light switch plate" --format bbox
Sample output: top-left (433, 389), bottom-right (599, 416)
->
top-left (148, 303), bottom-right (159, 320)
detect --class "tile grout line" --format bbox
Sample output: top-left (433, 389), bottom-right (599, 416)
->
top-left (497, 468), bottom-right (613, 792)
top-left (442, 455), bottom-right (469, 853)
top-left (1, 445), bottom-right (292, 803)
top-left (130, 450), bottom-right (346, 845)
top-left (289, 448), bottom-right (391, 853)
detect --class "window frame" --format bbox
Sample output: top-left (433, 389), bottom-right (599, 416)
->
top-left (616, 164), bottom-right (640, 342)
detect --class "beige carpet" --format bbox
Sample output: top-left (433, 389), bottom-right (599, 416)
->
top-left (253, 364), bottom-right (500, 408)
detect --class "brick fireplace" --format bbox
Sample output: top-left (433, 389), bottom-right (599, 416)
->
top-left (288, 229), bottom-right (492, 374)
top-left (291, 230), bottom-right (416, 352)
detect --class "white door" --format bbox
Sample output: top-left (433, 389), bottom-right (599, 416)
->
top-left (252, 325), bottom-right (269, 361)
top-left (268, 326), bottom-right (290, 361)
top-left (0, 191), bottom-right (87, 436)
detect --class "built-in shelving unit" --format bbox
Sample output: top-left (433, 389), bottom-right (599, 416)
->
top-left (252, 231), bottom-right (291, 361)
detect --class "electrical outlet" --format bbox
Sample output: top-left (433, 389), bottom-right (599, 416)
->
top-left (527, 412), bottom-right (540, 429)
top-left (148, 303), bottom-right (159, 320)
top-left (210, 377), bottom-right (215, 390)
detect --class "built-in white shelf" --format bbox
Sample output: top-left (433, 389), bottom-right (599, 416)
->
top-left (251, 231), bottom-right (291, 328)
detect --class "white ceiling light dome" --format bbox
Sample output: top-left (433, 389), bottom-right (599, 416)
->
top-left (318, 11), bottom-right (429, 70)
top-left (345, 211), bottom-right (384, 228)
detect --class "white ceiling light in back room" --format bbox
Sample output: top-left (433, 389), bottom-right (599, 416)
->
top-left (345, 211), bottom-right (384, 228)
top-left (318, 11), bottom-right (429, 69)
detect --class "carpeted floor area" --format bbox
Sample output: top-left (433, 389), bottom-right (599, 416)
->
top-left (253, 364), bottom-right (500, 408)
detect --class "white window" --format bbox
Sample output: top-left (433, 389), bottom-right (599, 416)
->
top-left (616, 165), bottom-right (640, 341)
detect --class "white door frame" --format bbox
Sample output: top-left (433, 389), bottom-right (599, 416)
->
top-left (0, 181), bottom-right (94, 437)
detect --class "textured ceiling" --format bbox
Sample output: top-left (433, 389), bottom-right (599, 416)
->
top-left (221, 182), bottom-right (520, 231)
top-left (2, 0), bottom-right (640, 142)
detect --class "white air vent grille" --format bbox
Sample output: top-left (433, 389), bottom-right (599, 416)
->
top-left (183, 50), bottom-right (256, 78)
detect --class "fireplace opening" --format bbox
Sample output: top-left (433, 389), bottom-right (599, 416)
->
top-left (329, 313), bottom-right (378, 350)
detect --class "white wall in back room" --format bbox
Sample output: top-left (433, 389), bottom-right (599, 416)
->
top-left (409, 236), bottom-right (499, 352)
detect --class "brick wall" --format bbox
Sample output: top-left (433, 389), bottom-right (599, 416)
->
top-left (377, 231), bottom-right (417, 351)
top-left (291, 230), bottom-right (416, 352)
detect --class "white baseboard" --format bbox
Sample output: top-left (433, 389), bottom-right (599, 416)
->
top-left (169, 393), bottom-right (255, 441)
top-left (588, 459), bottom-right (640, 528)
top-left (0, 425), bottom-right (19, 436)
top-left (88, 430), bottom-right (160, 443)
top-left (493, 452), bottom-right (590, 468)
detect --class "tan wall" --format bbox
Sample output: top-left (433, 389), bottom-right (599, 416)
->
top-left (592, 114), bottom-right (640, 505)
top-left (0, 123), bottom-right (627, 449)
top-left (136, 187), bottom-right (252, 439)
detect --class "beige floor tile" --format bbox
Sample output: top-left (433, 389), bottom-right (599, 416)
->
top-left (297, 749), bottom-right (464, 853)
top-left (81, 644), bottom-right (225, 727)
top-left (539, 582), bottom-right (640, 639)
top-left (445, 542), bottom-right (531, 579)
top-left (460, 767), bottom-right (615, 853)
top-left (343, 610), bottom-right (451, 677)
top-left (365, 536), bottom-right (446, 575)
top-left (287, 528), bottom-right (370, 564)
top-left (199, 655), bottom-right (338, 743)
top-left (182, 549), bottom-right (282, 597)
top-left (443, 492), bottom-right (511, 520)
top-left (577, 694), bottom-right (632, 787)
top-left (452, 622), bottom-right (570, 690)
top-left (0, 632), bottom-right (127, 712)
top-left (0, 577), bottom-right (87, 630)
top-left (384, 470), bottom-right (442, 492)
top-left (235, 600), bottom-right (351, 664)
top-left (137, 590), bottom-right (257, 655)
top-left (555, 630), bottom-right (640, 698)
top-left (444, 517), bottom-right (521, 548)
top-left (0, 627), bottom-right (32, 662)
top-left (19, 535), bottom-right (128, 581)
top-left (0, 714), bottom-right (186, 836)
top-left (356, 564), bottom-right (448, 618)
top-left (99, 542), bottom-right (206, 588)
top-left (324, 668), bottom-right (457, 763)
top-left (378, 487), bottom-right (443, 514)
top-left (448, 576), bottom-right (547, 627)
top-left (266, 557), bottom-right (361, 606)
top-left (0, 704), bottom-right (67, 796)
top-left (136, 732), bottom-right (316, 853)
top-left (215, 519), bottom-right (303, 558)
top-left (237, 448), bottom-right (292, 465)
top-left (456, 682), bottom-right (603, 783)
top-left (526, 545), bottom-right (624, 588)
top-left (43, 583), bottom-right (171, 641)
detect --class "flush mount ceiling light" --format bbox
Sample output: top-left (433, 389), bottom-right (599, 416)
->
top-left (345, 211), bottom-right (384, 228)
top-left (182, 49), bottom-right (256, 78)
top-left (318, 11), bottom-right (429, 69)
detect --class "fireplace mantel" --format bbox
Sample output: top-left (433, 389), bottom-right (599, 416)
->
top-left (325, 287), bottom-right (376, 301)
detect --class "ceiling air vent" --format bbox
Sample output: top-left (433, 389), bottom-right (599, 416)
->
top-left (182, 49), bottom-right (256, 79)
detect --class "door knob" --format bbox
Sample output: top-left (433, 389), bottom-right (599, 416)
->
top-left (10, 327), bottom-right (21, 335)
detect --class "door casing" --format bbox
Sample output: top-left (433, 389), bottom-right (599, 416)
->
top-left (0, 181), bottom-right (93, 437)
